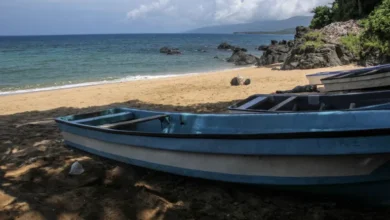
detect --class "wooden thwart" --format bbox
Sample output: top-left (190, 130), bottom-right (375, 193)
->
top-left (269, 96), bottom-right (297, 111)
top-left (237, 96), bottom-right (268, 109)
top-left (100, 114), bottom-right (169, 129)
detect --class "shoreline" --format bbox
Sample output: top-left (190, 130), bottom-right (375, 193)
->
top-left (0, 66), bottom-right (251, 97)
top-left (0, 65), bottom-right (359, 115)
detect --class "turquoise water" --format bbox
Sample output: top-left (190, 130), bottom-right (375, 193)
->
top-left (0, 34), bottom-right (293, 94)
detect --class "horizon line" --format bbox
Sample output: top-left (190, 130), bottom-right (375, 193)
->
top-left (0, 32), bottom-right (241, 37)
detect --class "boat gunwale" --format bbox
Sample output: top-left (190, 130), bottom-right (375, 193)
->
top-left (322, 70), bottom-right (390, 84)
top-left (309, 64), bottom-right (390, 79)
top-left (227, 91), bottom-right (390, 113)
top-left (322, 66), bottom-right (390, 82)
top-left (55, 115), bottom-right (390, 140)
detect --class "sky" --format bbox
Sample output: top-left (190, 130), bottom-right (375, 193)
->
top-left (0, 0), bottom-right (332, 36)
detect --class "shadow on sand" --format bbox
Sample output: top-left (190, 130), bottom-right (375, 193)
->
top-left (0, 99), bottom-right (389, 219)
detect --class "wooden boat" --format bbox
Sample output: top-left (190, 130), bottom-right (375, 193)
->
top-left (306, 64), bottom-right (390, 85)
top-left (56, 107), bottom-right (390, 205)
top-left (306, 70), bottom-right (345, 85)
top-left (228, 90), bottom-right (390, 113)
top-left (322, 66), bottom-right (390, 92)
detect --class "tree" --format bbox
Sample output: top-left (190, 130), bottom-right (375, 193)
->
top-left (360, 0), bottom-right (390, 54)
top-left (310, 6), bottom-right (333, 29)
top-left (365, 0), bottom-right (390, 39)
top-left (331, 0), bottom-right (383, 21)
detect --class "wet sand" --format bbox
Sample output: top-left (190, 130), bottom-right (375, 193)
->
top-left (1, 65), bottom-right (389, 220)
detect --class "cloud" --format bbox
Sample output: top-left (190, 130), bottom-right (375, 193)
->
top-left (126, 0), bottom-right (333, 26)
top-left (127, 0), bottom-right (171, 19)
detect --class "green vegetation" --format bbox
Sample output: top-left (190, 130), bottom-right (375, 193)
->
top-left (340, 34), bottom-right (361, 56)
top-left (309, 0), bottom-right (390, 57)
top-left (233, 28), bottom-right (296, 35)
top-left (362, 35), bottom-right (390, 55)
top-left (310, 0), bottom-right (383, 29)
top-left (362, 0), bottom-right (390, 54)
top-left (331, 0), bottom-right (382, 21)
top-left (310, 6), bottom-right (333, 29)
top-left (300, 31), bottom-right (325, 50)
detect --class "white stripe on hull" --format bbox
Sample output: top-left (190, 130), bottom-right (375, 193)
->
top-left (62, 132), bottom-right (390, 178)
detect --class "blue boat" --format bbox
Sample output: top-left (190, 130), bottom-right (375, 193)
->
top-left (228, 90), bottom-right (390, 113)
top-left (306, 64), bottom-right (390, 85)
top-left (56, 108), bottom-right (390, 205)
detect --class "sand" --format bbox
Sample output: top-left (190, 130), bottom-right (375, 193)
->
top-left (1, 65), bottom-right (388, 220)
top-left (0, 65), bottom-right (359, 115)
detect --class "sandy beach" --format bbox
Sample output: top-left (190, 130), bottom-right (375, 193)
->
top-left (2, 65), bottom-right (388, 220)
top-left (0, 65), bottom-right (358, 115)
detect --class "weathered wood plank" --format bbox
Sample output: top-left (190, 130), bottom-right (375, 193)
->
top-left (100, 114), bottom-right (169, 129)
top-left (268, 96), bottom-right (297, 111)
top-left (73, 112), bottom-right (133, 124)
top-left (237, 96), bottom-right (268, 109)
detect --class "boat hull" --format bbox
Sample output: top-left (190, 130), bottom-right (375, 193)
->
top-left (323, 71), bottom-right (390, 92)
top-left (307, 64), bottom-right (390, 86)
top-left (56, 107), bottom-right (390, 205)
top-left (60, 128), bottom-right (390, 205)
top-left (306, 72), bottom-right (341, 85)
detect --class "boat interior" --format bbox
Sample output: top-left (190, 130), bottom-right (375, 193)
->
top-left (57, 105), bottom-right (390, 134)
top-left (59, 108), bottom-right (173, 133)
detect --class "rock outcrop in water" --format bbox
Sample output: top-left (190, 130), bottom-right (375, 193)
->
top-left (217, 42), bottom-right (247, 52)
top-left (160, 47), bottom-right (181, 55)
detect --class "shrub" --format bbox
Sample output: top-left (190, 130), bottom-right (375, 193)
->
top-left (340, 34), bottom-right (362, 56)
top-left (361, 0), bottom-right (390, 55)
top-left (300, 31), bottom-right (325, 50)
top-left (365, 0), bottom-right (390, 39)
top-left (310, 6), bottom-right (333, 29)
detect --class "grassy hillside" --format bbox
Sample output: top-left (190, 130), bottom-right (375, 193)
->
top-left (233, 28), bottom-right (296, 35)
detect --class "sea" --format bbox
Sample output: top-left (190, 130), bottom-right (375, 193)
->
top-left (0, 34), bottom-right (293, 95)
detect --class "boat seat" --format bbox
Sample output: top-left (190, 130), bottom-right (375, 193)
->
top-left (100, 114), bottom-right (169, 129)
top-left (237, 96), bottom-right (268, 109)
top-left (72, 112), bottom-right (134, 125)
top-left (269, 96), bottom-right (297, 111)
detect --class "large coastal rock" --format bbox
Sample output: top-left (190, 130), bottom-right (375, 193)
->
top-left (160, 47), bottom-right (181, 55)
top-left (319, 20), bottom-right (362, 44)
top-left (281, 23), bottom-right (359, 70)
top-left (258, 45), bottom-right (269, 51)
top-left (227, 50), bottom-right (258, 65)
top-left (257, 40), bottom-right (295, 66)
top-left (295, 26), bottom-right (310, 39)
top-left (282, 44), bottom-right (355, 70)
top-left (360, 48), bottom-right (390, 66)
